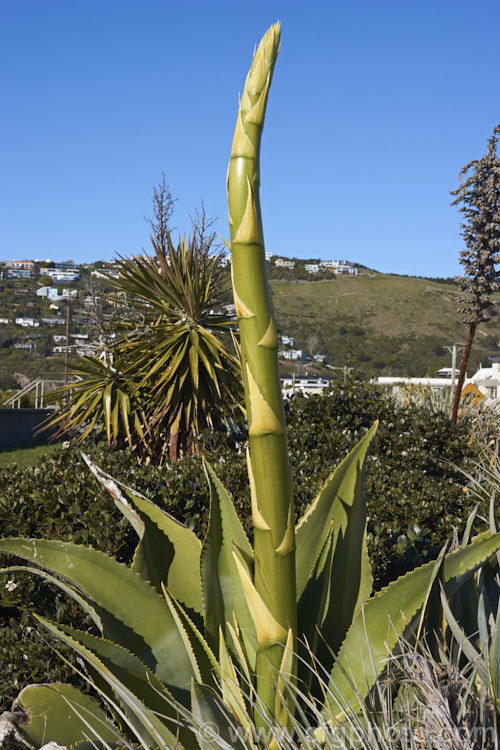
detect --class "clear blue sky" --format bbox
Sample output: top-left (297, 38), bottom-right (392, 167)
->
top-left (1, 0), bottom-right (499, 277)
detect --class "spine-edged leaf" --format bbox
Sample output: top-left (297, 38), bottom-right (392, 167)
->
top-left (325, 530), bottom-right (500, 715)
top-left (295, 422), bottom-right (378, 599)
top-left (0, 537), bottom-right (199, 691)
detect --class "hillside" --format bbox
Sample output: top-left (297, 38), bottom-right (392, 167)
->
top-left (1, 261), bottom-right (499, 391)
top-left (270, 272), bottom-right (500, 377)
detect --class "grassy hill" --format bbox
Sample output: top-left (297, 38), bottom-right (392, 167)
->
top-left (2, 261), bottom-right (500, 386)
top-left (271, 272), bottom-right (500, 376)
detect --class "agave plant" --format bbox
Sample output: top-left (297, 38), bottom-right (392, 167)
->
top-left (3, 23), bottom-right (500, 750)
top-left (46, 233), bottom-right (243, 462)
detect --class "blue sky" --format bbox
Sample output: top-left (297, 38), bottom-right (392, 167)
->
top-left (1, 0), bottom-right (499, 277)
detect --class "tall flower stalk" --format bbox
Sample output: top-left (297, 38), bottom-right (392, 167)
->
top-left (226, 22), bottom-right (296, 716)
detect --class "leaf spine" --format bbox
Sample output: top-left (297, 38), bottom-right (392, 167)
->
top-left (257, 317), bottom-right (277, 348)
top-left (231, 266), bottom-right (255, 319)
top-left (246, 364), bottom-right (284, 436)
top-left (275, 503), bottom-right (295, 556)
top-left (245, 73), bottom-right (271, 125)
top-left (232, 552), bottom-right (287, 647)
top-left (246, 447), bottom-right (271, 531)
top-left (232, 177), bottom-right (261, 245)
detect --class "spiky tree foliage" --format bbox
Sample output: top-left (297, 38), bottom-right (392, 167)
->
top-left (451, 125), bottom-right (500, 423)
top-left (47, 233), bottom-right (242, 462)
top-left (109, 234), bottom-right (242, 460)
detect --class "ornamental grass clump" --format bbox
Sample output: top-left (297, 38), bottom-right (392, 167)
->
top-left (2, 24), bottom-right (500, 750)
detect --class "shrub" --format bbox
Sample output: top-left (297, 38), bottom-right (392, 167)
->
top-left (0, 380), bottom-right (477, 712)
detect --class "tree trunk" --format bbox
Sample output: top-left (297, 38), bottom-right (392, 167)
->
top-left (451, 322), bottom-right (476, 424)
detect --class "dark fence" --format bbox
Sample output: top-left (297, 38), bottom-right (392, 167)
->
top-left (0, 408), bottom-right (59, 450)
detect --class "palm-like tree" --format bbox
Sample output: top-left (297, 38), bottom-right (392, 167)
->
top-left (48, 233), bottom-right (242, 462)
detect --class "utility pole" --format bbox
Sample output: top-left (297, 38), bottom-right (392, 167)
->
top-left (64, 298), bottom-right (70, 387)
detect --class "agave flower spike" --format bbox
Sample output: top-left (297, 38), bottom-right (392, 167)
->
top-left (226, 22), bottom-right (296, 718)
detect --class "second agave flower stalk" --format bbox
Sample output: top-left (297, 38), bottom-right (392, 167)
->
top-left (226, 22), bottom-right (297, 717)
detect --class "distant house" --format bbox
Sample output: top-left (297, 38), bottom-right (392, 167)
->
top-left (55, 260), bottom-right (81, 270)
top-left (280, 335), bottom-right (294, 347)
top-left (15, 317), bottom-right (39, 327)
top-left (465, 362), bottom-right (500, 403)
top-left (280, 349), bottom-right (306, 361)
top-left (331, 260), bottom-right (358, 275)
top-left (45, 269), bottom-right (80, 282)
top-left (91, 269), bottom-right (119, 280)
top-left (42, 317), bottom-right (65, 326)
top-left (37, 286), bottom-right (60, 299)
top-left (281, 377), bottom-right (331, 396)
top-left (8, 269), bottom-right (33, 279)
top-left (62, 288), bottom-right (78, 298)
top-left (14, 341), bottom-right (35, 351)
top-left (275, 258), bottom-right (296, 270)
top-left (304, 263), bottom-right (320, 274)
top-left (313, 354), bottom-right (326, 363)
top-left (265, 251), bottom-right (273, 261)
top-left (6, 260), bottom-right (35, 270)
top-left (0, 318), bottom-right (11, 324)
top-left (70, 333), bottom-right (89, 341)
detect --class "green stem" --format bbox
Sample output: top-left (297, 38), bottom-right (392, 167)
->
top-left (227, 23), bottom-right (297, 719)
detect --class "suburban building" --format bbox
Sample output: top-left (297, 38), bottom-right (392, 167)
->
top-left (281, 377), bottom-right (331, 396)
top-left (37, 286), bottom-right (60, 299)
top-left (465, 362), bottom-right (500, 403)
top-left (279, 349), bottom-right (306, 361)
top-left (15, 317), bottom-right (39, 327)
top-left (275, 258), bottom-right (296, 269)
top-left (42, 317), bottom-right (65, 326)
top-left (332, 260), bottom-right (358, 275)
top-left (8, 269), bottom-right (33, 279)
top-left (5, 260), bottom-right (35, 270)
top-left (304, 263), bottom-right (320, 274)
top-left (280, 335), bottom-right (294, 347)
top-left (45, 269), bottom-right (80, 282)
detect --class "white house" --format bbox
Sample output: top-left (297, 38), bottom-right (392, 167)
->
top-left (275, 258), bottom-right (296, 269)
top-left (15, 317), bottom-right (39, 327)
top-left (281, 377), bottom-right (331, 396)
top-left (332, 260), bottom-right (358, 275)
top-left (280, 335), bottom-right (294, 347)
top-left (62, 288), bottom-right (78, 298)
top-left (8, 269), bottom-right (33, 279)
top-left (304, 263), bottom-right (320, 274)
top-left (280, 349), bottom-right (306, 361)
top-left (465, 362), bottom-right (500, 403)
top-left (45, 269), bottom-right (80, 282)
top-left (37, 286), bottom-right (59, 299)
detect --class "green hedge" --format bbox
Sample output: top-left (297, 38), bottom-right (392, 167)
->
top-left (0, 381), bottom-right (477, 712)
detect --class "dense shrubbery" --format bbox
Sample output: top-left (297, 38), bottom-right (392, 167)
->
top-left (0, 380), bottom-right (477, 712)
